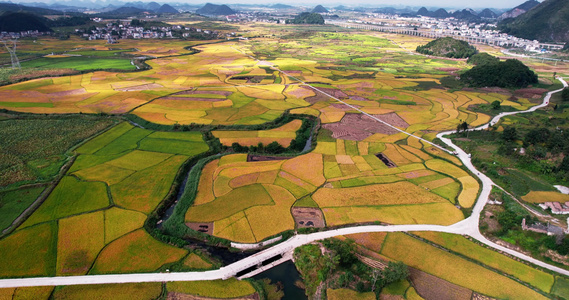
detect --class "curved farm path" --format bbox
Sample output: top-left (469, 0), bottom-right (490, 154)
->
top-left (0, 59), bottom-right (567, 288)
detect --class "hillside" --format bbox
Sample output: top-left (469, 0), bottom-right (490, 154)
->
top-left (286, 12), bottom-right (324, 24)
top-left (196, 3), bottom-right (235, 15)
top-left (0, 12), bottom-right (51, 32)
top-left (157, 4), bottom-right (178, 14)
top-left (499, 0), bottom-right (569, 43)
top-left (416, 37), bottom-right (477, 58)
top-left (0, 2), bottom-right (62, 15)
top-left (498, 0), bottom-right (539, 20)
top-left (312, 5), bottom-right (328, 13)
top-left (460, 59), bottom-right (538, 88)
top-left (478, 8), bottom-right (498, 19)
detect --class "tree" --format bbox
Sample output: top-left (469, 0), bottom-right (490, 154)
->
top-left (562, 88), bottom-right (569, 102)
top-left (502, 127), bottom-right (518, 142)
top-left (491, 100), bottom-right (501, 110)
top-left (382, 261), bottom-right (409, 283)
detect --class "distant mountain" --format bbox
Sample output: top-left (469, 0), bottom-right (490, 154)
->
top-left (157, 4), bottom-right (178, 14)
top-left (373, 7), bottom-right (397, 14)
top-left (478, 8), bottom-right (498, 19)
top-left (196, 3), bottom-right (235, 15)
top-left (417, 7), bottom-right (430, 16)
top-left (0, 2), bottom-right (62, 15)
top-left (0, 12), bottom-right (51, 32)
top-left (271, 4), bottom-right (293, 9)
top-left (146, 2), bottom-right (161, 11)
top-left (498, 0), bottom-right (539, 20)
top-left (451, 9), bottom-right (480, 21)
top-left (100, 6), bottom-right (146, 17)
top-left (499, 0), bottom-right (569, 43)
top-left (123, 1), bottom-right (146, 9)
top-left (312, 5), bottom-right (328, 13)
top-left (432, 8), bottom-right (449, 18)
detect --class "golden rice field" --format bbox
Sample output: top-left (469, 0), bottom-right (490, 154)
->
top-left (213, 119), bottom-right (302, 146)
top-left (380, 233), bottom-right (550, 300)
top-left (0, 26), bottom-right (558, 283)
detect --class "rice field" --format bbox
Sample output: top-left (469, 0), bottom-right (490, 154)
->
top-left (0, 27), bottom-right (556, 283)
top-left (380, 233), bottom-right (550, 300)
top-left (0, 121), bottom-right (208, 278)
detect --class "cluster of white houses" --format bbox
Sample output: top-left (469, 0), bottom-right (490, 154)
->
top-left (539, 202), bottom-right (569, 215)
top-left (327, 19), bottom-right (565, 52)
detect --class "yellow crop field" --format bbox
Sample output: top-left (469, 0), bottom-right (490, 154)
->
top-left (327, 289), bottom-right (376, 300)
top-left (186, 184), bottom-right (273, 222)
top-left (213, 119), bottom-right (302, 146)
top-left (0, 222), bottom-right (56, 278)
top-left (416, 232), bottom-right (554, 292)
top-left (182, 253), bottom-right (213, 270)
top-left (167, 279), bottom-right (256, 299)
top-left (104, 208), bottom-right (147, 244)
top-left (90, 229), bottom-right (187, 274)
top-left (245, 184), bottom-right (296, 241)
top-left (282, 153), bottom-right (325, 186)
top-left (425, 159), bottom-right (479, 208)
top-left (522, 191), bottom-right (569, 203)
top-left (73, 164), bottom-right (135, 185)
top-left (52, 283), bottom-right (162, 300)
top-left (194, 159), bottom-right (219, 205)
top-left (322, 202), bottom-right (463, 226)
top-left (11, 286), bottom-right (54, 300)
top-left (57, 211), bottom-right (105, 275)
top-left (381, 233), bottom-right (549, 300)
top-left (213, 211), bottom-right (256, 243)
top-left (313, 181), bottom-right (446, 207)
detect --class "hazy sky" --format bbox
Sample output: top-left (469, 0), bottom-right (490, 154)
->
top-left (15, 0), bottom-right (532, 9)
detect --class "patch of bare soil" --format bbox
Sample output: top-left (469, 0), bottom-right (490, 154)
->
top-left (186, 222), bottom-right (213, 235)
top-left (247, 155), bottom-right (292, 162)
top-left (116, 83), bottom-right (163, 92)
top-left (305, 91), bottom-right (330, 104)
top-left (480, 87), bottom-right (511, 95)
top-left (167, 292), bottom-right (259, 300)
top-left (409, 268), bottom-right (472, 300)
top-left (348, 96), bottom-right (369, 101)
top-left (322, 113), bottom-right (408, 141)
top-left (48, 88), bottom-right (87, 97)
top-left (472, 293), bottom-right (497, 300)
top-left (292, 207), bottom-right (325, 228)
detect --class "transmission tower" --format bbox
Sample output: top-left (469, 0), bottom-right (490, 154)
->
top-left (2, 39), bottom-right (21, 69)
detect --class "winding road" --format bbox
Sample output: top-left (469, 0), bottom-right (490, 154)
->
top-left (0, 59), bottom-right (567, 289)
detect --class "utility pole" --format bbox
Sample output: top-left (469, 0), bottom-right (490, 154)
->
top-left (2, 39), bottom-right (21, 69)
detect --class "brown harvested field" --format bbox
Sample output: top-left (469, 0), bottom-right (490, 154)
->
top-left (186, 222), bottom-right (214, 235)
top-left (167, 292), bottom-right (260, 300)
top-left (48, 88), bottom-right (87, 97)
top-left (409, 268), bottom-right (472, 300)
top-left (322, 113), bottom-right (408, 141)
top-left (116, 83), bottom-right (163, 92)
top-left (174, 90), bottom-right (232, 96)
top-left (346, 232), bottom-right (387, 253)
top-left (305, 91), bottom-right (330, 104)
top-left (292, 207), bottom-right (325, 228)
top-left (161, 97), bottom-right (226, 102)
